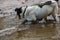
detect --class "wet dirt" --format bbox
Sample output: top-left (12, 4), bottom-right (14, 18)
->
top-left (0, 23), bottom-right (58, 40)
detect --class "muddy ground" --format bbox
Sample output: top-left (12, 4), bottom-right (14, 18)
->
top-left (0, 18), bottom-right (59, 40)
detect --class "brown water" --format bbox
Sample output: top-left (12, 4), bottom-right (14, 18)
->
top-left (0, 23), bottom-right (58, 40)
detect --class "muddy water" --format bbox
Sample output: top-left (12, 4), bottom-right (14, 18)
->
top-left (0, 15), bottom-right (59, 40)
top-left (0, 23), bottom-right (58, 40)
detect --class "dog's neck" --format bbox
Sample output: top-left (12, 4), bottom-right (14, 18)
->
top-left (21, 6), bottom-right (27, 18)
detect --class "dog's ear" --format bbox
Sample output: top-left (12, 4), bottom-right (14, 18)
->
top-left (19, 7), bottom-right (22, 13)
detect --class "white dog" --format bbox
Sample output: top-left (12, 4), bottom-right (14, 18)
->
top-left (15, 0), bottom-right (58, 24)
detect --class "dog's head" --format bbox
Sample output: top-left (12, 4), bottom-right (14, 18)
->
top-left (15, 7), bottom-right (22, 14)
top-left (15, 7), bottom-right (22, 19)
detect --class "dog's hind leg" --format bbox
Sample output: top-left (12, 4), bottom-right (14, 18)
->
top-left (52, 13), bottom-right (57, 21)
